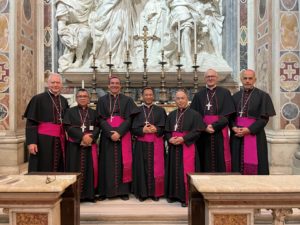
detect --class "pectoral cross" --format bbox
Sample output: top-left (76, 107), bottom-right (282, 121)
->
top-left (239, 111), bottom-right (244, 117)
top-left (81, 124), bottom-right (86, 132)
top-left (145, 121), bottom-right (150, 126)
top-left (174, 124), bottom-right (178, 131)
top-left (110, 116), bottom-right (114, 122)
top-left (206, 102), bottom-right (212, 110)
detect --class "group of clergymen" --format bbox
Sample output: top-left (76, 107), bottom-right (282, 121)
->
top-left (23, 68), bottom-right (276, 207)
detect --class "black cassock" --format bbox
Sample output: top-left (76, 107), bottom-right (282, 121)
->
top-left (63, 106), bottom-right (100, 200)
top-left (165, 107), bottom-right (205, 204)
top-left (131, 104), bottom-right (167, 199)
top-left (96, 93), bottom-right (137, 198)
top-left (190, 86), bottom-right (235, 172)
top-left (230, 87), bottom-right (275, 175)
top-left (23, 91), bottom-right (69, 172)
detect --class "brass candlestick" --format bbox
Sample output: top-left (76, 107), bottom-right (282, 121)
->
top-left (176, 52), bottom-right (183, 88)
top-left (123, 50), bottom-right (132, 97)
top-left (106, 51), bottom-right (114, 78)
top-left (90, 54), bottom-right (98, 104)
top-left (159, 50), bottom-right (168, 103)
top-left (192, 53), bottom-right (199, 95)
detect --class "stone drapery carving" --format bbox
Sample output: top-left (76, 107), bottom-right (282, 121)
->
top-left (56, 0), bottom-right (230, 72)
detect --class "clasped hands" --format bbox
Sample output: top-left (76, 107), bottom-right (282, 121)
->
top-left (143, 123), bottom-right (157, 134)
top-left (81, 134), bottom-right (93, 147)
top-left (169, 136), bottom-right (184, 145)
top-left (205, 124), bottom-right (215, 134)
top-left (110, 131), bottom-right (121, 142)
top-left (232, 126), bottom-right (250, 137)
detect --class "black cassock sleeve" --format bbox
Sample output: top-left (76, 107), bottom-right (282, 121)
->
top-left (26, 119), bottom-right (38, 145)
top-left (248, 117), bottom-right (269, 135)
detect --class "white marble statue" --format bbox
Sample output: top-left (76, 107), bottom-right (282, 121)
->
top-left (166, 0), bottom-right (195, 68)
top-left (91, 0), bottom-right (147, 69)
top-left (56, 0), bottom-right (231, 73)
top-left (132, 0), bottom-right (169, 70)
top-left (55, 0), bottom-right (94, 71)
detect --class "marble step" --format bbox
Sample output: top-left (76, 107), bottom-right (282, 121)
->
top-left (80, 197), bottom-right (188, 225)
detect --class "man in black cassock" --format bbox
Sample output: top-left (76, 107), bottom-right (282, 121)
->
top-left (230, 69), bottom-right (275, 175)
top-left (191, 69), bottom-right (235, 172)
top-left (63, 89), bottom-right (100, 202)
top-left (165, 89), bottom-right (205, 207)
top-left (132, 87), bottom-right (167, 202)
top-left (23, 72), bottom-right (69, 172)
top-left (96, 76), bottom-right (137, 200)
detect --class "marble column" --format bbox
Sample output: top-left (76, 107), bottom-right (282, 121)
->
top-left (0, 0), bottom-right (44, 174)
top-left (252, 0), bottom-right (300, 174)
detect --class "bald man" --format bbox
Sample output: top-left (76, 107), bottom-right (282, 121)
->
top-left (230, 69), bottom-right (275, 175)
top-left (165, 89), bottom-right (205, 207)
top-left (23, 72), bottom-right (69, 172)
top-left (191, 68), bottom-right (235, 173)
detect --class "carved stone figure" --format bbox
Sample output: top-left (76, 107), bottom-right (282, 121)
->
top-left (92, 0), bottom-right (146, 69)
top-left (55, 0), bottom-right (94, 71)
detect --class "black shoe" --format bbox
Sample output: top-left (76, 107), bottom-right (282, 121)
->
top-left (151, 197), bottom-right (159, 201)
top-left (181, 202), bottom-right (187, 207)
top-left (120, 195), bottom-right (129, 201)
top-left (96, 196), bottom-right (106, 201)
top-left (167, 198), bottom-right (175, 203)
top-left (138, 197), bottom-right (146, 202)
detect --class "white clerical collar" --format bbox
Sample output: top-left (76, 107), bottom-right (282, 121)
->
top-left (109, 92), bottom-right (120, 98)
top-left (206, 84), bottom-right (217, 90)
top-left (48, 90), bottom-right (60, 97)
top-left (142, 103), bottom-right (153, 108)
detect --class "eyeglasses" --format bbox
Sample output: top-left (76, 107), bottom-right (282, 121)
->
top-left (76, 95), bottom-right (89, 98)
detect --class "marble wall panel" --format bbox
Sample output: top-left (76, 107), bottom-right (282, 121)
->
top-left (279, 0), bottom-right (299, 129)
top-left (240, 0), bottom-right (248, 71)
top-left (0, 1), bottom-right (9, 130)
top-left (44, 0), bottom-right (52, 71)
top-left (16, 0), bottom-right (37, 130)
top-left (255, 0), bottom-right (272, 95)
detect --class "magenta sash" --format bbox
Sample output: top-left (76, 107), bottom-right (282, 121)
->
top-left (107, 116), bottom-right (132, 183)
top-left (203, 115), bottom-right (231, 172)
top-left (68, 136), bottom-right (98, 189)
top-left (236, 117), bottom-right (257, 175)
top-left (137, 134), bottom-right (164, 197)
top-left (38, 122), bottom-right (65, 158)
top-left (172, 131), bottom-right (195, 203)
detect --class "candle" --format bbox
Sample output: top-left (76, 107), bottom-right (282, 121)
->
top-left (91, 18), bottom-right (96, 55)
top-left (126, 20), bottom-right (129, 51)
top-left (177, 20), bottom-right (181, 53)
top-left (81, 80), bottom-right (84, 89)
top-left (161, 8), bottom-right (165, 51)
top-left (194, 20), bottom-right (197, 53)
top-left (110, 32), bottom-right (112, 52)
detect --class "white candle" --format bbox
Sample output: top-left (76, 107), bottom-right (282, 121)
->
top-left (81, 80), bottom-right (84, 89)
top-left (177, 20), bottom-right (181, 53)
top-left (194, 20), bottom-right (197, 53)
top-left (161, 9), bottom-right (165, 51)
top-left (91, 18), bottom-right (96, 55)
top-left (126, 20), bottom-right (129, 51)
top-left (110, 31), bottom-right (112, 52)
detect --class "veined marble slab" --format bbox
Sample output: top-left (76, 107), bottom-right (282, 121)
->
top-left (0, 175), bottom-right (76, 192)
top-left (190, 175), bottom-right (300, 193)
